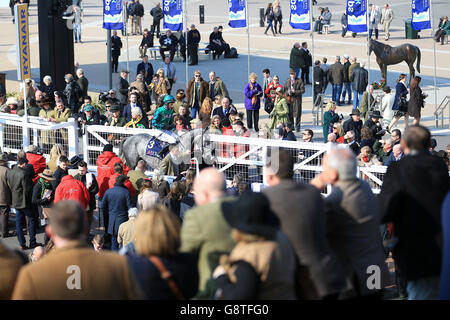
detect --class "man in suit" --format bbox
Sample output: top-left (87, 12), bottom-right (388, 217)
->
top-left (311, 148), bottom-right (390, 299)
top-left (116, 70), bottom-right (130, 107)
top-left (313, 60), bottom-right (324, 104)
top-left (103, 175), bottom-right (133, 251)
top-left (159, 29), bottom-right (178, 61)
top-left (180, 168), bottom-right (235, 297)
top-left (111, 31), bottom-right (122, 73)
top-left (208, 71), bottom-right (229, 100)
top-left (136, 55), bottom-right (154, 85)
top-left (379, 125), bottom-right (450, 300)
top-left (301, 42), bottom-right (312, 85)
top-left (12, 201), bottom-right (141, 299)
top-left (212, 96), bottom-right (236, 121)
top-left (263, 149), bottom-right (347, 299)
top-left (76, 68), bottom-right (89, 101)
top-left (186, 70), bottom-right (209, 119)
top-left (160, 57), bottom-right (176, 94)
top-left (284, 69), bottom-right (305, 131)
top-left (368, 4), bottom-right (381, 40)
top-left (161, 145), bottom-right (184, 177)
top-left (380, 4), bottom-right (394, 41)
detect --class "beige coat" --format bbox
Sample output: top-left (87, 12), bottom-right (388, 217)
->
top-left (12, 241), bottom-right (142, 300)
top-left (118, 219), bottom-right (136, 247)
top-left (0, 242), bottom-right (25, 299)
top-left (0, 165), bottom-right (11, 206)
top-left (137, 189), bottom-right (160, 211)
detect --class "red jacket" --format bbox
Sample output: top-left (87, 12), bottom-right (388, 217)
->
top-left (26, 153), bottom-right (46, 184)
top-left (108, 173), bottom-right (136, 198)
top-left (54, 175), bottom-right (90, 209)
top-left (96, 151), bottom-right (130, 199)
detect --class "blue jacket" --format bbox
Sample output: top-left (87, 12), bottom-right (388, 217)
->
top-left (283, 131), bottom-right (297, 141)
top-left (102, 184), bottom-right (132, 236)
top-left (383, 152), bottom-right (404, 167)
top-left (440, 192), bottom-right (450, 300)
top-left (244, 82), bottom-right (262, 110)
top-left (392, 81), bottom-right (408, 111)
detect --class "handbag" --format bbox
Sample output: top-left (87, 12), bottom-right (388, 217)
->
top-left (264, 98), bottom-right (274, 114)
top-left (149, 256), bottom-right (185, 300)
top-left (397, 96), bottom-right (408, 111)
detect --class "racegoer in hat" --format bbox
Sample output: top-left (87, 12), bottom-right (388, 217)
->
top-left (343, 109), bottom-right (363, 142)
top-left (363, 110), bottom-right (386, 138)
top-left (32, 169), bottom-right (55, 244)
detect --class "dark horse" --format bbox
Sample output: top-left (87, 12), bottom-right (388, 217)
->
top-left (369, 39), bottom-right (421, 85)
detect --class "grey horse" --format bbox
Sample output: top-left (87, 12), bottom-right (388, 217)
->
top-left (118, 129), bottom-right (216, 171)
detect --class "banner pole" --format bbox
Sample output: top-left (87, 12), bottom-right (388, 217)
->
top-left (310, 0), bottom-right (314, 107)
top-left (184, 0), bottom-right (188, 90)
top-left (367, 0), bottom-right (371, 109)
top-left (430, 0), bottom-right (438, 126)
top-left (124, 0), bottom-right (129, 81)
top-left (22, 80), bottom-right (29, 147)
top-left (247, 0), bottom-right (250, 76)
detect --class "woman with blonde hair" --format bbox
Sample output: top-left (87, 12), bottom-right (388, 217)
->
top-left (150, 69), bottom-right (171, 102)
top-left (322, 101), bottom-right (339, 143)
top-left (269, 87), bottom-right (289, 129)
top-left (127, 205), bottom-right (198, 299)
top-left (273, 1), bottom-right (283, 34)
top-left (333, 123), bottom-right (345, 143)
top-left (209, 115), bottom-right (223, 135)
top-left (244, 72), bottom-right (263, 132)
top-left (199, 97), bottom-right (213, 128)
top-left (357, 146), bottom-right (380, 167)
top-left (47, 144), bottom-right (65, 172)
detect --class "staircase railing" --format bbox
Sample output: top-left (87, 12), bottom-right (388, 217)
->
top-left (435, 96), bottom-right (450, 129)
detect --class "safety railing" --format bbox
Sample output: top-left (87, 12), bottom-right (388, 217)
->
top-left (0, 114), bottom-right (79, 158)
top-left (435, 96), bottom-right (450, 129)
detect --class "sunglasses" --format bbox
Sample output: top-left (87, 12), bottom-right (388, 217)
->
top-left (195, 75), bottom-right (201, 77)
top-left (302, 133), bottom-right (309, 135)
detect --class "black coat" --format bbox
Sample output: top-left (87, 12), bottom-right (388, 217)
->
top-left (187, 29), bottom-right (201, 45)
top-left (379, 152), bottom-right (450, 280)
top-left (63, 80), bottom-right (82, 110)
top-left (111, 35), bottom-right (123, 57)
top-left (343, 118), bottom-right (363, 142)
top-left (74, 173), bottom-right (99, 211)
top-left (150, 6), bottom-right (163, 21)
top-left (350, 67), bottom-right (368, 93)
top-left (363, 119), bottom-right (384, 138)
top-left (343, 61), bottom-right (351, 83)
top-left (408, 86), bottom-right (424, 118)
top-left (39, 83), bottom-right (57, 101)
top-left (127, 253), bottom-right (198, 300)
top-left (136, 62), bottom-right (154, 84)
top-left (313, 66), bottom-right (324, 90)
top-left (133, 3), bottom-right (144, 17)
top-left (7, 166), bottom-right (32, 209)
top-left (52, 167), bottom-right (68, 190)
top-left (283, 131), bottom-right (297, 141)
top-left (116, 77), bottom-right (130, 105)
top-left (159, 34), bottom-right (178, 49)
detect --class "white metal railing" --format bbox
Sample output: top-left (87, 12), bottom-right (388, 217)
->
top-left (0, 114), bottom-right (78, 158)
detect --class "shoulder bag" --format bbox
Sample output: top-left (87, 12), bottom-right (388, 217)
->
top-left (149, 256), bottom-right (185, 300)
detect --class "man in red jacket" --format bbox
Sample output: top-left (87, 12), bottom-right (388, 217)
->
top-left (97, 144), bottom-right (129, 199)
top-left (25, 145), bottom-right (46, 184)
top-left (54, 175), bottom-right (90, 210)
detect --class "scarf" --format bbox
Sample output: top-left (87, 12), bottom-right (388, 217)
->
top-left (127, 116), bottom-right (143, 128)
top-left (362, 156), bottom-right (369, 163)
top-left (39, 178), bottom-right (53, 198)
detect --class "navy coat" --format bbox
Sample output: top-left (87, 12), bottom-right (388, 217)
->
top-left (392, 81), bottom-right (408, 111)
top-left (102, 184), bottom-right (132, 236)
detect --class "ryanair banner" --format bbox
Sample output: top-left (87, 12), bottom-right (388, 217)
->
top-left (103, 0), bottom-right (124, 30)
top-left (163, 0), bottom-right (183, 31)
top-left (289, 0), bottom-right (310, 30)
top-left (411, 0), bottom-right (431, 31)
top-left (346, 0), bottom-right (367, 33)
top-left (14, 4), bottom-right (31, 81)
top-left (228, 0), bottom-right (247, 28)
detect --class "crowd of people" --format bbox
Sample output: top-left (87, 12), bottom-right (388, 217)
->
top-left (0, 123), bottom-right (448, 301)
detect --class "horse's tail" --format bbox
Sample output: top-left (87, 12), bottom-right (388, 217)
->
top-left (416, 47), bottom-right (421, 74)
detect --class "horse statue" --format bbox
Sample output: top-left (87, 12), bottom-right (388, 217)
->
top-left (118, 128), bottom-right (217, 171)
top-left (369, 39), bottom-right (421, 85)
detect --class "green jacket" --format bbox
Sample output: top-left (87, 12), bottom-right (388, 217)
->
top-left (270, 97), bottom-right (290, 129)
top-left (180, 197), bottom-right (235, 292)
top-left (373, 140), bottom-right (392, 163)
top-left (127, 169), bottom-right (148, 192)
top-left (289, 47), bottom-right (305, 69)
top-left (53, 107), bottom-right (72, 123)
top-left (348, 62), bottom-right (360, 80)
top-left (107, 115), bottom-right (127, 127)
top-left (359, 91), bottom-right (375, 121)
top-left (27, 106), bottom-right (41, 117)
top-left (323, 111), bottom-right (340, 142)
top-left (442, 21), bottom-right (450, 35)
top-left (208, 79), bottom-right (229, 99)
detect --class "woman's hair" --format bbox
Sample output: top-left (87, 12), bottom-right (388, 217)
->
top-left (334, 123), bottom-right (345, 137)
top-left (232, 229), bottom-right (268, 243)
top-left (200, 97), bottom-right (213, 115)
top-left (360, 126), bottom-right (373, 141)
top-left (50, 144), bottom-right (65, 160)
top-left (325, 101), bottom-right (336, 112)
top-left (139, 179), bottom-right (152, 194)
top-left (249, 72), bottom-right (257, 80)
top-left (184, 168), bottom-right (196, 185)
top-left (410, 76), bottom-right (422, 91)
top-left (43, 75), bottom-right (52, 83)
top-left (168, 181), bottom-right (184, 201)
top-left (134, 205), bottom-right (181, 257)
top-left (397, 74), bottom-right (407, 83)
top-left (210, 115), bottom-right (222, 129)
top-left (266, 3), bottom-right (272, 9)
top-left (152, 169), bottom-right (164, 185)
top-left (157, 68), bottom-right (165, 78)
top-left (360, 146), bottom-right (372, 156)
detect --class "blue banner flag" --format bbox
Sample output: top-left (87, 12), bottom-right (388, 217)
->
top-left (103, 0), bottom-right (123, 30)
top-left (412, 0), bottom-right (431, 31)
top-left (346, 0), bottom-right (367, 33)
top-left (228, 0), bottom-right (247, 28)
top-left (163, 0), bottom-right (183, 31)
top-left (289, 0), bottom-right (310, 30)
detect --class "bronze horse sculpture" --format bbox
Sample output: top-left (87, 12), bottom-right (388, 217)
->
top-left (369, 39), bottom-right (421, 85)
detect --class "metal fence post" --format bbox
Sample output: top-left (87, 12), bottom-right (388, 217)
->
top-left (67, 118), bottom-right (79, 158)
top-left (0, 123), bottom-right (3, 152)
top-left (262, 145), bottom-right (268, 186)
top-left (83, 125), bottom-right (89, 166)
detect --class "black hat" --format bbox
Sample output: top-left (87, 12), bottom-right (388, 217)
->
top-left (69, 155), bottom-right (83, 169)
top-left (350, 109), bottom-right (361, 116)
top-left (221, 192), bottom-right (280, 239)
top-left (369, 110), bottom-right (383, 118)
top-left (103, 144), bottom-right (113, 152)
top-left (110, 104), bottom-right (121, 112)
